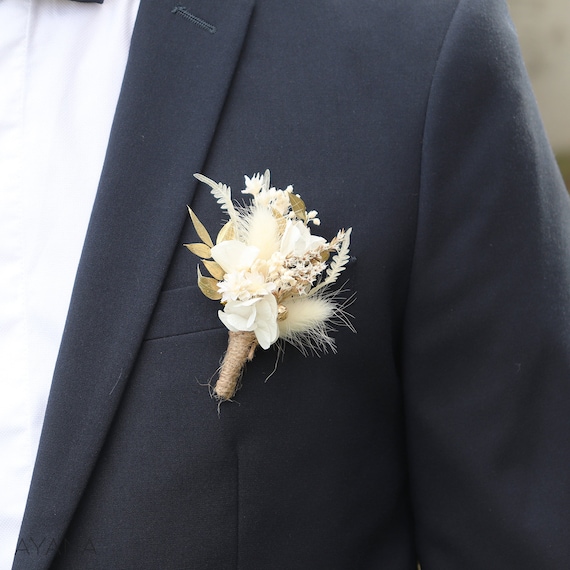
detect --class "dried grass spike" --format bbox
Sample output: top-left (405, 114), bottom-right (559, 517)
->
top-left (194, 173), bottom-right (238, 224)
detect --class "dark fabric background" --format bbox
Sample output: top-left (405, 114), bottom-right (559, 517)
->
top-left (14, 0), bottom-right (570, 568)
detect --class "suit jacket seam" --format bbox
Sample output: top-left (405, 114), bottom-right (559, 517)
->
top-left (404, 0), bottom-right (462, 306)
top-left (398, 0), bottom-right (463, 560)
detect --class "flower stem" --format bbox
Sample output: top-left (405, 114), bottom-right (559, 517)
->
top-left (215, 331), bottom-right (258, 400)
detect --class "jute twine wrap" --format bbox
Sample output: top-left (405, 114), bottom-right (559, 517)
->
top-left (214, 330), bottom-right (258, 400)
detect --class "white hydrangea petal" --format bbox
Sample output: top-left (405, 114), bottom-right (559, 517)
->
top-left (217, 295), bottom-right (279, 350)
top-left (218, 309), bottom-right (242, 332)
top-left (218, 299), bottom-right (257, 331)
top-left (252, 294), bottom-right (279, 349)
top-left (211, 240), bottom-right (259, 273)
top-left (279, 221), bottom-right (300, 255)
top-left (280, 220), bottom-right (326, 256)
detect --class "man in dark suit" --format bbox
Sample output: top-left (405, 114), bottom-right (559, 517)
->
top-left (9, 0), bottom-right (570, 568)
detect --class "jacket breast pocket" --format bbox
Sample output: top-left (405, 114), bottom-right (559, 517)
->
top-left (144, 284), bottom-right (224, 340)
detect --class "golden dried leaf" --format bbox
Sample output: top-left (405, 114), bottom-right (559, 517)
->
top-left (187, 207), bottom-right (214, 247)
top-left (216, 220), bottom-right (235, 244)
top-left (185, 243), bottom-right (212, 258)
top-left (197, 267), bottom-right (222, 301)
top-left (288, 193), bottom-right (307, 222)
top-left (320, 250), bottom-right (330, 263)
top-left (203, 259), bottom-right (226, 281)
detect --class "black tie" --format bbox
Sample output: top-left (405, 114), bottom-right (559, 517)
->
top-left (70, 0), bottom-right (104, 4)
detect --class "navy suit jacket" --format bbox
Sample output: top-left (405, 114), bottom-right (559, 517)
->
top-left (13, 0), bottom-right (570, 568)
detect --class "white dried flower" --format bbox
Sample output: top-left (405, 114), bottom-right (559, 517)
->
top-left (243, 172), bottom-right (265, 196)
top-left (218, 294), bottom-right (279, 349)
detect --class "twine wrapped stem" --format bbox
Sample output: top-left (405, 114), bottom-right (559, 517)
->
top-left (214, 330), bottom-right (258, 400)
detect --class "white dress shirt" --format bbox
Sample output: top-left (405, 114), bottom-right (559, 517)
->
top-left (0, 0), bottom-right (140, 565)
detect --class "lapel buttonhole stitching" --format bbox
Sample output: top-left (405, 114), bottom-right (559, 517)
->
top-left (171, 6), bottom-right (217, 34)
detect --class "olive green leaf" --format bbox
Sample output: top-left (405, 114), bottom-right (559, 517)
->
top-left (288, 193), bottom-right (307, 222)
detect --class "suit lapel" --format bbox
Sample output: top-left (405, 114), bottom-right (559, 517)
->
top-left (14, 0), bottom-right (254, 568)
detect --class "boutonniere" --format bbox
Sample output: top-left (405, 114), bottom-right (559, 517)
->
top-left (186, 170), bottom-right (354, 401)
